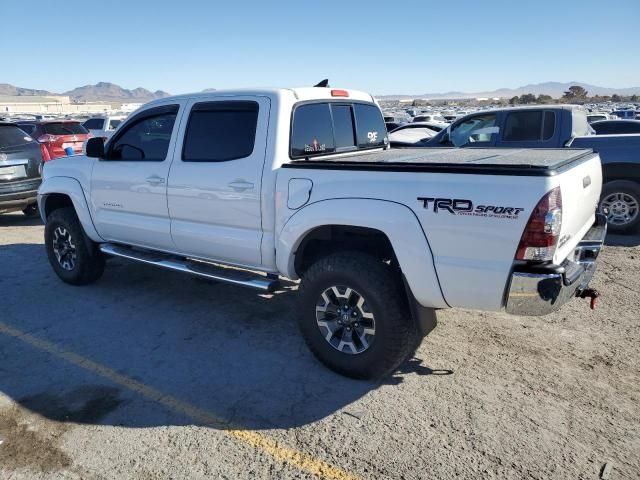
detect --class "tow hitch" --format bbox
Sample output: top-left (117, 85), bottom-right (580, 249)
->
top-left (578, 288), bottom-right (600, 310)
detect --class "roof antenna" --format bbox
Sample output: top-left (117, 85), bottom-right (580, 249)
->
top-left (314, 79), bottom-right (330, 88)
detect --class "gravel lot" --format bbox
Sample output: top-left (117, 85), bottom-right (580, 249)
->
top-left (1, 212), bottom-right (638, 480)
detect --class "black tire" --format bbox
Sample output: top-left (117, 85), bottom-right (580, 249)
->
top-left (298, 251), bottom-right (417, 379)
top-left (599, 180), bottom-right (640, 234)
top-left (45, 207), bottom-right (105, 285)
top-left (22, 203), bottom-right (40, 217)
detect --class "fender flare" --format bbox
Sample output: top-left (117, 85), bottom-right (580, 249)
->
top-left (277, 198), bottom-right (448, 309)
top-left (38, 176), bottom-right (103, 242)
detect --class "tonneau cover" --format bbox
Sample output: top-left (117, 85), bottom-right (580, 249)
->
top-left (284, 147), bottom-right (595, 176)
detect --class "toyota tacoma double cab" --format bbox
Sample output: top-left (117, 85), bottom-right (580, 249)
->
top-left (38, 87), bottom-right (606, 379)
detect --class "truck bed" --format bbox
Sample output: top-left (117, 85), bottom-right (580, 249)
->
top-left (284, 147), bottom-right (595, 177)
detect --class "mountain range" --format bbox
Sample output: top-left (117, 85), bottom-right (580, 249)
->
top-left (1, 81), bottom-right (639, 102)
top-left (377, 82), bottom-right (640, 100)
top-left (0, 82), bottom-right (170, 103)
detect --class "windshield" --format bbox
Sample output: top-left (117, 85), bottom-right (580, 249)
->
top-left (450, 114), bottom-right (497, 146)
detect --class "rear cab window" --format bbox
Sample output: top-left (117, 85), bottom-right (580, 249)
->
top-left (290, 101), bottom-right (387, 158)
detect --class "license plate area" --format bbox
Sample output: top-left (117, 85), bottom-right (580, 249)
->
top-left (0, 165), bottom-right (27, 180)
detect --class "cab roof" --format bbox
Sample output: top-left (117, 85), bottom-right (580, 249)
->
top-left (143, 87), bottom-right (376, 107)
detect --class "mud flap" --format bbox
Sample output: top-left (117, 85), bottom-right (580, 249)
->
top-left (402, 275), bottom-right (438, 337)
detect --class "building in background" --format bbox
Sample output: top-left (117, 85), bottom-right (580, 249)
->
top-left (0, 95), bottom-right (112, 115)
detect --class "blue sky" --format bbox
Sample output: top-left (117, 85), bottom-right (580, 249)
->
top-left (1, 0), bottom-right (638, 95)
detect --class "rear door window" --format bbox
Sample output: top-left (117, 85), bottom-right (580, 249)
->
top-left (43, 123), bottom-right (88, 135)
top-left (502, 111), bottom-right (556, 142)
top-left (182, 101), bottom-right (259, 162)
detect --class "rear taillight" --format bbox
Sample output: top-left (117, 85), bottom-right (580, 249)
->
top-left (40, 143), bottom-right (51, 162)
top-left (37, 134), bottom-right (58, 143)
top-left (516, 187), bottom-right (562, 262)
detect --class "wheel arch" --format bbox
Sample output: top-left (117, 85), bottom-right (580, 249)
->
top-left (277, 198), bottom-right (448, 309)
top-left (38, 177), bottom-right (103, 242)
top-left (602, 163), bottom-right (640, 184)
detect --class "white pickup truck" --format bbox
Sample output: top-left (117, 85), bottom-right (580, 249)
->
top-left (38, 87), bottom-right (607, 378)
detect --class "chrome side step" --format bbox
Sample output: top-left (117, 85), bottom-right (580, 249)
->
top-left (99, 243), bottom-right (279, 292)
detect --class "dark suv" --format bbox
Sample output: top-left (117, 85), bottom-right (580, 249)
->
top-left (0, 122), bottom-right (44, 217)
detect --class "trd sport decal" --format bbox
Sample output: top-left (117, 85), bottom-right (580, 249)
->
top-left (418, 197), bottom-right (525, 219)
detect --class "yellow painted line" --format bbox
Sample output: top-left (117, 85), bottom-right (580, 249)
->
top-left (0, 321), bottom-right (357, 480)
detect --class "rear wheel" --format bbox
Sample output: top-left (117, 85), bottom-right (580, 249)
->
top-left (298, 251), bottom-right (417, 379)
top-left (45, 207), bottom-right (105, 285)
top-left (599, 180), bottom-right (640, 234)
top-left (22, 203), bottom-right (39, 217)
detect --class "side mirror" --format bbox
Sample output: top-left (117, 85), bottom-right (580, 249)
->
top-left (86, 137), bottom-right (105, 158)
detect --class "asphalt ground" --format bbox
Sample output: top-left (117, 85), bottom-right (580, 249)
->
top-left (1, 212), bottom-right (639, 479)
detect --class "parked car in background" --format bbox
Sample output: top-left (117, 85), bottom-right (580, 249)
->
top-left (383, 116), bottom-right (406, 132)
top-left (389, 123), bottom-right (441, 146)
top-left (385, 121), bottom-right (403, 131)
top-left (410, 105), bottom-right (640, 233)
top-left (0, 122), bottom-right (44, 216)
top-left (16, 121), bottom-right (90, 161)
top-left (612, 110), bottom-right (637, 120)
top-left (412, 114), bottom-right (447, 123)
top-left (82, 116), bottom-right (125, 140)
top-left (587, 113), bottom-right (610, 123)
top-left (591, 120), bottom-right (640, 135)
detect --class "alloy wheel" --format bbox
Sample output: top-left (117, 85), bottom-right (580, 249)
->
top-left (601, 192), bottom-right (639, 226)
top-left (52, 226), bottom-right (77, 271)
top-left (315, 285), bottom-right (376, 354)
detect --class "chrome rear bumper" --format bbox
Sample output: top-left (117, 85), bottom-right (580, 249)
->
top-left (505, 213), bottom-right (607, 316)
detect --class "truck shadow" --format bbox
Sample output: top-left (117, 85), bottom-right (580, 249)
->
top-left (0, 213), bottom-right (42, 227)
top-left (0, 243), bottom-right (449, 432)
top-left (605, 232), bottom-right (640, 247)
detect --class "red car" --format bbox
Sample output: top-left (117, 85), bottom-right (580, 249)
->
top-left (16, 120), bottom-right (91, 161)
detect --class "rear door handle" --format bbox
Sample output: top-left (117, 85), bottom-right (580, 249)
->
top-left (146, 175), bottom-right (165, 185)
top-left (227, 180), bottom-right (254, 191)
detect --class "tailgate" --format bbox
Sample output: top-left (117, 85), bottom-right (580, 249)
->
top-left (552, 153), bottom-right (602, 264)
top-left (0, 143), bottom-right (42, 184)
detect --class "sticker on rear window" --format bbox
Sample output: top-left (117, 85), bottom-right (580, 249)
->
top-left (367, 131), bottom-right (378, 143)
top-left (304, 138), bottom-right (326, 153)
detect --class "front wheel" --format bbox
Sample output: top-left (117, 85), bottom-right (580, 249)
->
top-left (599, 180), bottom-right (640, 234)
top-left (298, 251), bottom-right (418, 379)
top-left (45, 207), bottom-right (105, 285)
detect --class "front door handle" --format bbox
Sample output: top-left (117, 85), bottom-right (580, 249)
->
top-left (227, 180), bottom-right (254, 192)
top-left (146, 175), bottom-right (165, 186)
